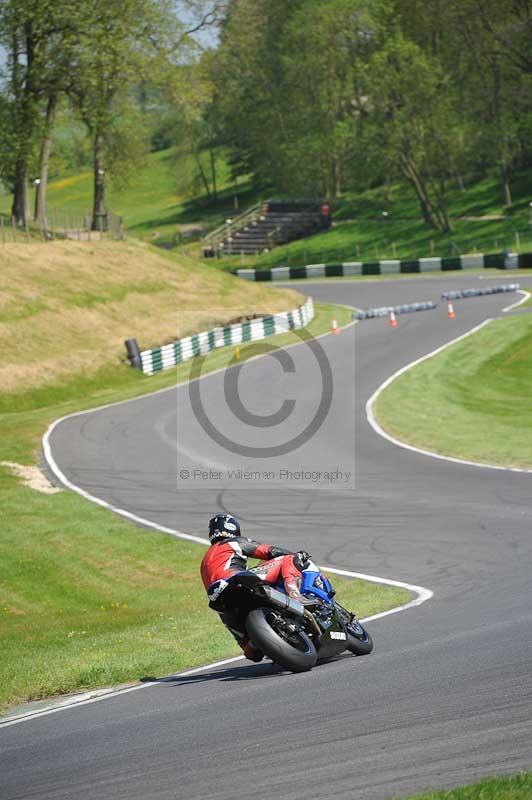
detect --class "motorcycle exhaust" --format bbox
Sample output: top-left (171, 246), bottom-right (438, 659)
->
top-left (258, 585), bottom-right (305, 617)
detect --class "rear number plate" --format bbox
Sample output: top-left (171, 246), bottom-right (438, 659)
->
top-left (330, 631), bottom-right (347, 640)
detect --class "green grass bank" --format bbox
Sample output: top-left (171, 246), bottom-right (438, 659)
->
top-left (375, 314), bottom-right (532, 469)
top-left (406, 773), bottom-right (532, 800)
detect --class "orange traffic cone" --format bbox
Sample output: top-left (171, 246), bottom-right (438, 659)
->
top-left (331, 319), bottom-right (340, 335)
top-left (447, 301), bottom-right (456, 319)
top-left (389, 310), bottom-right (398, 328)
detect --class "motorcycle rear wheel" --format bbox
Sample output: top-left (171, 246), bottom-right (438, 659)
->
top-left (246, 607), bottom-right (317, 673)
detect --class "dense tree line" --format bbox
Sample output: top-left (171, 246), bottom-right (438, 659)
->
top-left (0, 0), bottom-right (530, 233)
top-left (212, 0), bottom-right (532, 231)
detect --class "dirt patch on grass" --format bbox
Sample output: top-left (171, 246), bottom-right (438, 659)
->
top-left (1, 462), bottom-right (62, 494)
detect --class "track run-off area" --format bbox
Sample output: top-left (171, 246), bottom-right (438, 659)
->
top-left (2, 273), bottom-right (532, 800)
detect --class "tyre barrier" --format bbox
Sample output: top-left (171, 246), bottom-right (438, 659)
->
top-left (236, 252), bottom-right (532, 282)
top-left (442, 283), bottom-right (520, 300)
top-left (355, 301), bottom-right (437, 320)
top-left (127, 297), bottom-right (315, 375)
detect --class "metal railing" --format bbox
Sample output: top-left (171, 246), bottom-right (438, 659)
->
top-left (0, 207), bottom-right (125, 243)
top-left (202, 200), bottom-right (326, 256)
top-left (202, 203), bottom-right (264, 254)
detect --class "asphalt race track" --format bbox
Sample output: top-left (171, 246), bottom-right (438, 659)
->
top-left (2, 274), bottom-right (532, 800)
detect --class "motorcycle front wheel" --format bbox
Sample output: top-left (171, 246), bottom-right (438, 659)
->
top-left (246, 607), bottom-right (317, 673)
top-left (336, 603), bottom-right (374, 656)
top-left (345, 620), bottom-right (373, 656)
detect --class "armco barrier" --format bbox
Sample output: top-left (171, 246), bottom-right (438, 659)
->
top-left (356, 301), bottom-right (436, 320)
top-left (237, 252), bottom-right (532, 281)
top-left (136, 297), bottom-right (314, 375)
top-left (442, 284), bottom-right (520, 300)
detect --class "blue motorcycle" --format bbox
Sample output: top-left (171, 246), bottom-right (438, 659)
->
top-left (208, 560), bottom-right (373, 673)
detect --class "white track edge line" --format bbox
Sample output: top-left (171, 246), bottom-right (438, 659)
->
top-left (366, 318), bottom-right (532, 474)
top-left (503, 289), bottom-right (531, 312)
top-left (2, 316), bottom-right (433, 729)
top-left (1, 562), bottom-right (430, 729)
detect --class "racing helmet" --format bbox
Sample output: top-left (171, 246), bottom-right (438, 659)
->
top-left (208, 514), bottom-right (241, 543)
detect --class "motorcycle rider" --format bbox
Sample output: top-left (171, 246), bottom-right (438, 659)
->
top-left (201, 513), bottom-right (312, 663)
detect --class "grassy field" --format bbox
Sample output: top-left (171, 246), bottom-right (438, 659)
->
top-left (0, 241), bottom-right (410, 713)
top-left (375, 314), bottom-right (532, 468)
top-left (406, 773), bottom-right (532, 799)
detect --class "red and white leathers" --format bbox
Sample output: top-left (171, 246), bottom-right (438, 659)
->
top-left (200, 536), bottom-right (302, 595)
top-left (200, 536), bottom-right (306, 662)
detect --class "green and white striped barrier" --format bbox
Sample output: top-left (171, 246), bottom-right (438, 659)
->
top-left (138, 297), bottom-right (315, 375)
top-left (236, 252), bottom-right (532, 281)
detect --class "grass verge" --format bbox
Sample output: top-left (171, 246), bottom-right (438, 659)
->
top-left (375, 314), bottom-right (532, 468)
top-left (406, 773), bottom-right (532, 799)
top-left (1, 298), bottom-right (411, 713)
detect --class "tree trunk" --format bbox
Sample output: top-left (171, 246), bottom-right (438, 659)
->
top-left (35, 94), bottom-right (58, 229)
top-left (330, 157), bottom-right (341, 199)
top-left (11, 159), bottom-right (30, 226)
top-left (436, 179), bottom-right (452, 233)
top-left (194, 151), bottom-right (211, 198)
top-left (501, 164), bottom-right (512, 207)
top-left (209, 148), bottom-right (218, 204)
top-left (334, 158), bottom-right (342, 199)
top-left (92, 131), bottom-right (106, 231)
top-left (401, 156), bottom-right (442, 231)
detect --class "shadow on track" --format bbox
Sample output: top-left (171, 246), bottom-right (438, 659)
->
top-left (140, 662), bottom-right (282, 686)
top-left (140, 652), bottom-right (358, 687)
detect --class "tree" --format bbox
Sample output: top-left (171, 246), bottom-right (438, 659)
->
top-left (472, 0), bottom-right (532, 77)
top-left (279, 0), bottom-right (377, 198)
top-left (0, 0), bottom-right (84, 225)
top-left (397, 0), bottom-right (532, 207)
top-left (366, 34), bottom-right (460, 232)
top-left (69, 0), bottom-right (183, 229)
top-left (160, 58), bottom-right (222, 202)
top-left (447, 0), bottom-right (532, 205)
top-left (212, 0), bottom-right (307, 191)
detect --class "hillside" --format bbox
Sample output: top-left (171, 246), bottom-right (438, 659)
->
top-left (1, 148), bottom-right (530, 268)
top-left (0, 239), bottom-right (301, 395)
top-left (217, 169), bottom-right (532, 271)
top-left (0, 148), bottom-right (258, 246)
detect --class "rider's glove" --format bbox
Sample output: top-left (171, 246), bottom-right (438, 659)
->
top-left (293, 550), bottom-right (311, 570)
